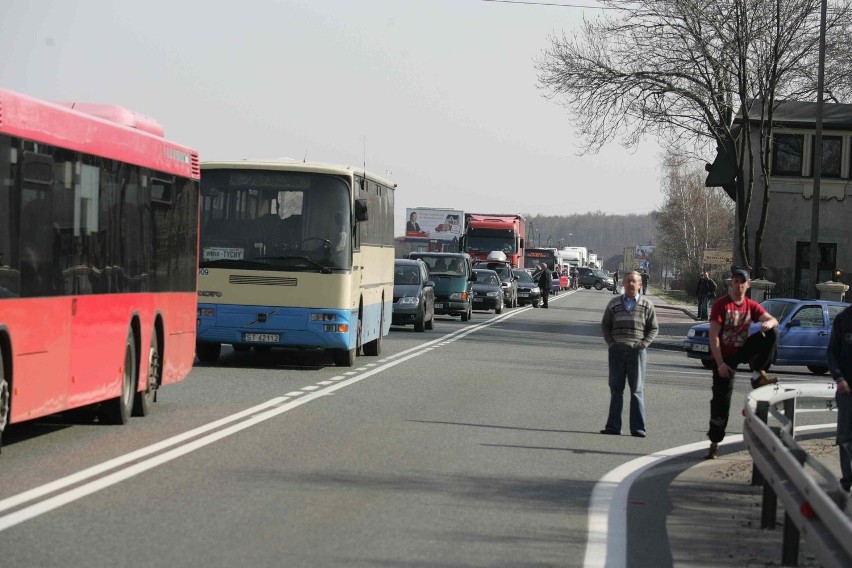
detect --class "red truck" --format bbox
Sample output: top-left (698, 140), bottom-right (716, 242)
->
top-left (461, 213), bottom-right (526, 268)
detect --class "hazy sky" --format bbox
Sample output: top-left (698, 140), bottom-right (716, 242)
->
top-left (2, 0), bottom-right (664, 233)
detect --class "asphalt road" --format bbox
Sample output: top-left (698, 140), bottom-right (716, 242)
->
top-left (0, 289), bottom-right (835, 567)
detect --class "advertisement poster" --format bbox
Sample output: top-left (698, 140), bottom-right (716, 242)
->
top-left (405, 208), bottom-right (464, 242)
top-left (634, 245), bottom-right (656, 260)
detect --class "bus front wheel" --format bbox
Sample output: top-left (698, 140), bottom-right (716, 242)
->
top-left (196, 342), bottom-right (221, 364)
top-left (333, 348), bottom-right (356, 367)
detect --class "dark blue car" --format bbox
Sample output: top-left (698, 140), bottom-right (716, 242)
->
top-left (683, 298), bottom-right (850, 374)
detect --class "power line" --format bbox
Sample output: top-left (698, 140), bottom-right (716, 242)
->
top-left (480, 0), bottom-right (617, 9)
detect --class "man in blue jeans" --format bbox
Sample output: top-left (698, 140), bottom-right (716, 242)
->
top-left (600, 271), bottom-right (659, 437)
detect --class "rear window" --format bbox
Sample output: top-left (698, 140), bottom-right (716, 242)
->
top-left (828, 304), bottom-right (849, 325)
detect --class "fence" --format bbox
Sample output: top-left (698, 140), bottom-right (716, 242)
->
top-left (744, 382), bottom-right (852, 567)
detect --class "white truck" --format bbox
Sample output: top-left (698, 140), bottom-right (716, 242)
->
top-left (559, 246), bottom-right (588, 268)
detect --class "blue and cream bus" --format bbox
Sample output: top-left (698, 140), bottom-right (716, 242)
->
top-left (195, 160), bottom-right (395, 366)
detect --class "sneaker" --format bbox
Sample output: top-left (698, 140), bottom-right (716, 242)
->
top-left (705, 442), bottom-right (718, 460)
top-left (750, 370), bottom-right (778, 389)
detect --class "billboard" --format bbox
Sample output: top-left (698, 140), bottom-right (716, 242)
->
top-left (703, 249), bottom-right (734, 265)
top-left (634, 245), bottom-right (656, 260)
top-left (405, 208), bottom-right (464, 242)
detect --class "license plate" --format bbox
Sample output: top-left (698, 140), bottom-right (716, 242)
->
top-left (473, 298), bottom-right (484, 302)
top-left (435, 303), bottom-right (444, 309)
top-left (244, 333), bottom-right (280, 343)
top-left (690, 344), bottom-right (709, 352)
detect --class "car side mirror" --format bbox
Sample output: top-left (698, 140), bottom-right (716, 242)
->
top-left (786, 319), bottom-right (801, 328)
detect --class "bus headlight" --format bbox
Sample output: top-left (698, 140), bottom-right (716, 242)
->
top-left (311, 313), bottom-right (337, 321)
top-left (324, 323), bottom-right (349, 333)
top-left (197, 308), bottom-right (215, 317)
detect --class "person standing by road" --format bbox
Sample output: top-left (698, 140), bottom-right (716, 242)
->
top-left (705, 267), bottom-right (779, 459)
top-left (695, 272), bottom-right (717, 320)
top-left (612, 270), bottom-right (619, 294)
top-left (600, 271), bottom-right (659, 437)
top-left (534, 263), bottom-right (552, 308)
top-left (827, 303), bottom-right (852, 492)
top-left (640, 271), bottom-right (649, 295)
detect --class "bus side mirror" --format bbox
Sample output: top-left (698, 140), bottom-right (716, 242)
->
top-left (519, 238), bottom-right (524, 249)
top-left (354, 198), bottom-right (368, 222)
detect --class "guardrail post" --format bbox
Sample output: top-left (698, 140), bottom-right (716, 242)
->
top-left (781, 448), bottom-right (807, 567)
top-left (752, 401), bottom-right (770, 486)
top-left (760, 425), bottom-right (781, 529)
top-left (783, 399), bottom-right (796, 433)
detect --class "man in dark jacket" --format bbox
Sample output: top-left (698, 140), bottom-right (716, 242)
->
top-left (828, 304), bottom-right (852, 491)
top-left (534, 263), bottom-right (552, 308)
top-left (695, 272), bottom-right (717, 320)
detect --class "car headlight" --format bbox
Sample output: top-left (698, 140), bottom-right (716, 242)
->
top-left (449, 292), bottom-right (468, 300)
top-left (486, 291), bottom-right (499, 297)
top-left (532, 286), bottom-right (540, 293)
top-left (687, 328), bottom-right (696, 338)
top-left (398, 296), bottom-right (419, 305)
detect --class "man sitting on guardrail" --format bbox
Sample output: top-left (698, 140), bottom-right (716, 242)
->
top-left (828, 303), bottom-right (852, 491)
top-left (705, 267), bottom-right (779, 460)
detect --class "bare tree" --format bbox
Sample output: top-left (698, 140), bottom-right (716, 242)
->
top-left (535, 0), bottom-right (852, 271)
top-left (656, 151), bottom-right (734, 288)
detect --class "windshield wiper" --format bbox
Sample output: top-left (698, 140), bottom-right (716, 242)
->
top-left (257, 255), bottom-right (333, 274)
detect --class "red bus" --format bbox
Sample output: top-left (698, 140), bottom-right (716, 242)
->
top-left (0, 88), bottom-right (200, 450)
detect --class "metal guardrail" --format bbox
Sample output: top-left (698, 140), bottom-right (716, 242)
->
top-left (743, 382), bottom-right (852, 567)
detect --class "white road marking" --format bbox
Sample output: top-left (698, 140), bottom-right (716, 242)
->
top-left (582, 423), bottom-right (837, 568)
top-left (0, 303), bottom-right (531, 532)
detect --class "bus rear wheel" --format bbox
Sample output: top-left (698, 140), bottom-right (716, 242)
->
top-left (133, 330), bottom-right (159, 417)
top-left (101, 329), bottom-right (136, 425)
top-left (0, 353), bottom-right (8, 453)
top-left (364, 311), bottom-right (383, 356)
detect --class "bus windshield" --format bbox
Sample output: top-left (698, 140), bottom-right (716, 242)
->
top-left (200, 169), bottom-right (352, 271)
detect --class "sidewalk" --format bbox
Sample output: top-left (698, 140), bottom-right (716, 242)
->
top-left (643, 290), bottom-right (698, 353)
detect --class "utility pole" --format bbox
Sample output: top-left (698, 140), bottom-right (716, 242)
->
top-left (808, 0), bottom-right (827, 299)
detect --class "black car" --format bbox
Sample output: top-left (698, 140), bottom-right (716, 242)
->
top-left (576, 267), bottom-right (615, 291)
top-left (472, 269), bottom-right (504, 314)
top-left (473, 260), bottom-right (518, 308)
top-left (512, 269), bottom-right (542, 307)
top-left (392, 259), bottom-right (435, 332)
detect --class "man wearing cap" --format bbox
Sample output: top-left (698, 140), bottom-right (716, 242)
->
top-left (705, 267), bottom-right (779, 459)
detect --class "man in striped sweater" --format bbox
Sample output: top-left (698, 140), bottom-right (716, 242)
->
top-left (600, 270), bottom-right (659, 437)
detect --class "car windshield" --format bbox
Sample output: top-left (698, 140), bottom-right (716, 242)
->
top-left (477, 263), bottom-right (510, 278)
top-left (513, 270), bottom-right (534, 283)
top-left (416, 256), bottom-right (465, 276)
top-left (394, 265), bottom-right (421, 285)
top-left (759, 300), bottom-right (796, 320)
top-left (474, 271), bottom-right (500, 286)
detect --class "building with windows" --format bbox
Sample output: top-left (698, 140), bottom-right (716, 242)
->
top-left (706, 101), bottom-right (852, 297)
